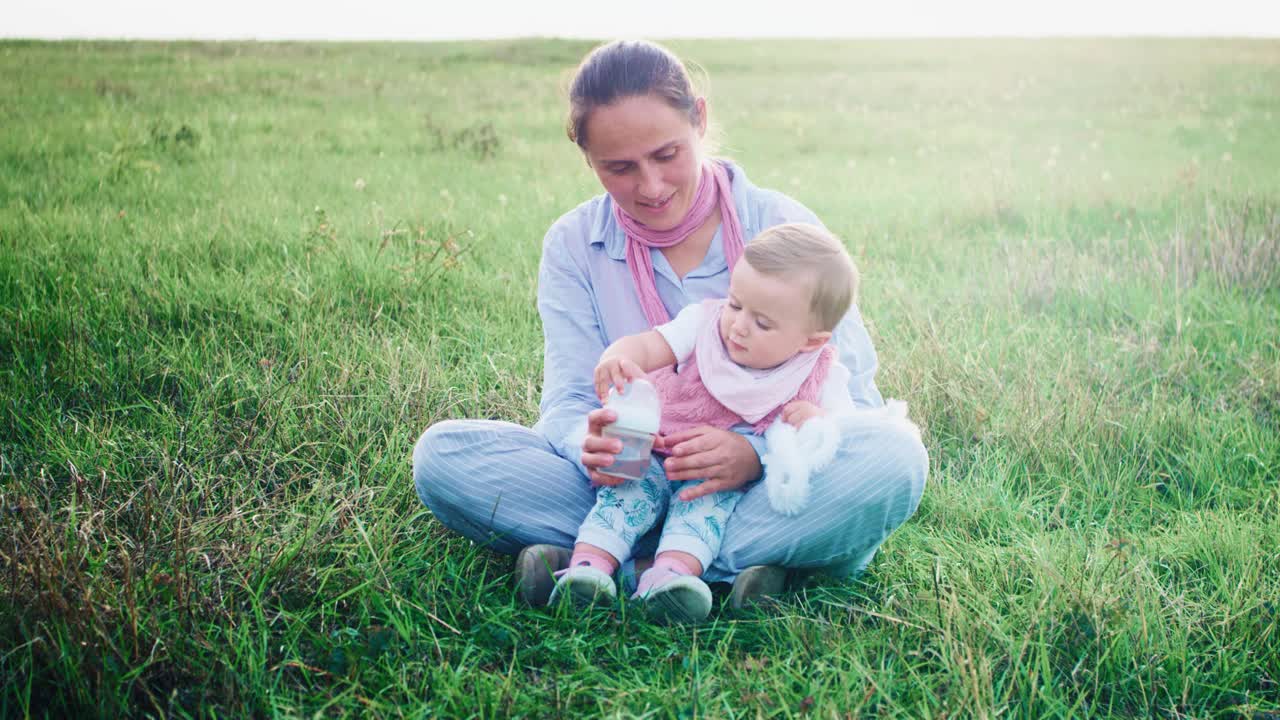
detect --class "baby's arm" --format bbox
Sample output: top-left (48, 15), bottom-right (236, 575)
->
top-left (782, 400), bottom-right (824, 427)
top-left (782, 361), bottom-right (856, 427)
top-left (593, 331), bottom-right (677, 401)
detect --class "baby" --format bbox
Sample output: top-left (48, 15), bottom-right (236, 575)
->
top-left (553, 222), bottom-right (860, 623)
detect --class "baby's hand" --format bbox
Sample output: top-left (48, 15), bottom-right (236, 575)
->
top-left (781, 401), bottom-right (825, 428)
top-left (593, 356), bottom-right (646, 402)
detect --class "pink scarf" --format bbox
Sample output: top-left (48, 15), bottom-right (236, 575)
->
top-left (612, 160), bottom-right (744, 327)
top-left (694, 300), bottom-right (826, 423)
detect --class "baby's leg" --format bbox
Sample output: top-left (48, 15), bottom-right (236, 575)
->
top-left (633, 480), bottom-right (739, 622)
top-left (572, 456), bottom-right (670, 572)
top-left (551, 457), bottom-right (670, 607)
top-left (654, 480), bottom-right (743, 574)
top-left (636, 480), bottom-right (742, 598)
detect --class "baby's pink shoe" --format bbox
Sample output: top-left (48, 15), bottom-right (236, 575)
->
top-left (634, 556), bottom-right (712, 624)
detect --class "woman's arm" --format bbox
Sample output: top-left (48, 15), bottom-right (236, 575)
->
top-left (830, 306), bottom-right (883, 408)
top-left (533, 224), bottom-right (609, 475)
top-left (757, 190), bottom-right (884, 409)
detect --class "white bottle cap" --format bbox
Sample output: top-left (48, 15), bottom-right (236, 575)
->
top-left (604, 379), bottom-right (661, 435)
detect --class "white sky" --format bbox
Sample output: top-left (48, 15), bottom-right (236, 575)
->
top-left (5, 0), bottom-right (1280, 39)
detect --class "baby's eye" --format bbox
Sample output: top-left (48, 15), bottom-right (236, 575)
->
top-left (755, 319), bottom-right (771, 330)
top-left (607, 164), bottom-right (632, 175)
top-left (727, 302), bottom-right (741, 311)
top-left (656, 151), bottom-right (677, 162)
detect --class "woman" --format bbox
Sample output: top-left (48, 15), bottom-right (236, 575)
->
top-left (412, 39), bottom-right (927, 609)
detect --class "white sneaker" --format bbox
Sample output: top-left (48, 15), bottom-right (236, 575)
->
top-left (641, 575), bottom-right (713, 624)
top-left (547, 566), bottom-right (617, 608)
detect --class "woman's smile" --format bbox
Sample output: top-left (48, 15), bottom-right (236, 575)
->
top-left (637, 193), bottom-right (675, 215)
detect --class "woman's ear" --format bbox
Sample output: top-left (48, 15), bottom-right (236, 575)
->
top-left (802, 331), bottom-right (832, 352)
top-left (694, 97), bottom-right (708, 138)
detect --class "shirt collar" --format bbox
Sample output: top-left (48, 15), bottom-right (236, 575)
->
top-left (593, 194), bottom-right (628, 261)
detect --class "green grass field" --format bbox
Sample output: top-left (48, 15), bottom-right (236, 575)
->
top-left (2, 37), bottom-right (1278, 718)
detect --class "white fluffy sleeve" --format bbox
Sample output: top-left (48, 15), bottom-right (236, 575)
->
top-left (761, 400), bottom-right (919, 515)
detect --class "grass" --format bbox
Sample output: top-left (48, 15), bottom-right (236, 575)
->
top-left (1, 37), bottom-right (1279, 718)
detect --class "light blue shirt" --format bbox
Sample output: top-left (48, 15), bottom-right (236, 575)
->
top-left (533, 160), bottom-right (883, 474)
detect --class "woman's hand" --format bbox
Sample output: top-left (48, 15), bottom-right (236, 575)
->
top-left (580, 408), bottom-right (627, 487)
top-left (781, 400), bottom-right (825, 428)
top-left (658, 426), bottom-right (761, 502)
top-left (593, 356), bottom-right (646, 402)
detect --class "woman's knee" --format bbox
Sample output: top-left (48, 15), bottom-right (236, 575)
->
top-left (880, 420), bottom-right (928, 517)
top-left (830, 419), bottom-right (929, 523)
top-left (411, 419), bottom-right (468, 510)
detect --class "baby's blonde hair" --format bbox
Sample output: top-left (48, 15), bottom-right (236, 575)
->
top-left (742, 223), bottom-right (859, 332)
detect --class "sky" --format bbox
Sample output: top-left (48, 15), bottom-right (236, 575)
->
top-left (6, 0), bottom-right (1280, 40)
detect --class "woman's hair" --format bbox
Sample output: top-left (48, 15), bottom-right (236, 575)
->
top-left (743, 223), bottom-right (860, 332)
top-left (566, 39), bottom-right (702, 151)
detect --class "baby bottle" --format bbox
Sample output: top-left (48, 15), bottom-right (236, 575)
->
top-left (600, 379), bottom-right (661, 481)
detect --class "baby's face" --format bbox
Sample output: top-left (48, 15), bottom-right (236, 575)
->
top-left (719, 261), bottom-right (827, 370)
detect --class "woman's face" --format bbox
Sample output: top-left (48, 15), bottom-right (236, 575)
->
top-left (582, 93), bottom-right (707, 231)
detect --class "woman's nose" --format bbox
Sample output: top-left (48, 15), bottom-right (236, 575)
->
top-left (637, 163), bottom-right (663, 198)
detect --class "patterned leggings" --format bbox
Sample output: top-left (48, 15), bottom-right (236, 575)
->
top-left (575, 454), bottom-right (742, 574)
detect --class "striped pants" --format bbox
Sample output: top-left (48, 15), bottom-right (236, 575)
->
top-left (412, 419), bottom-right (927, 584)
